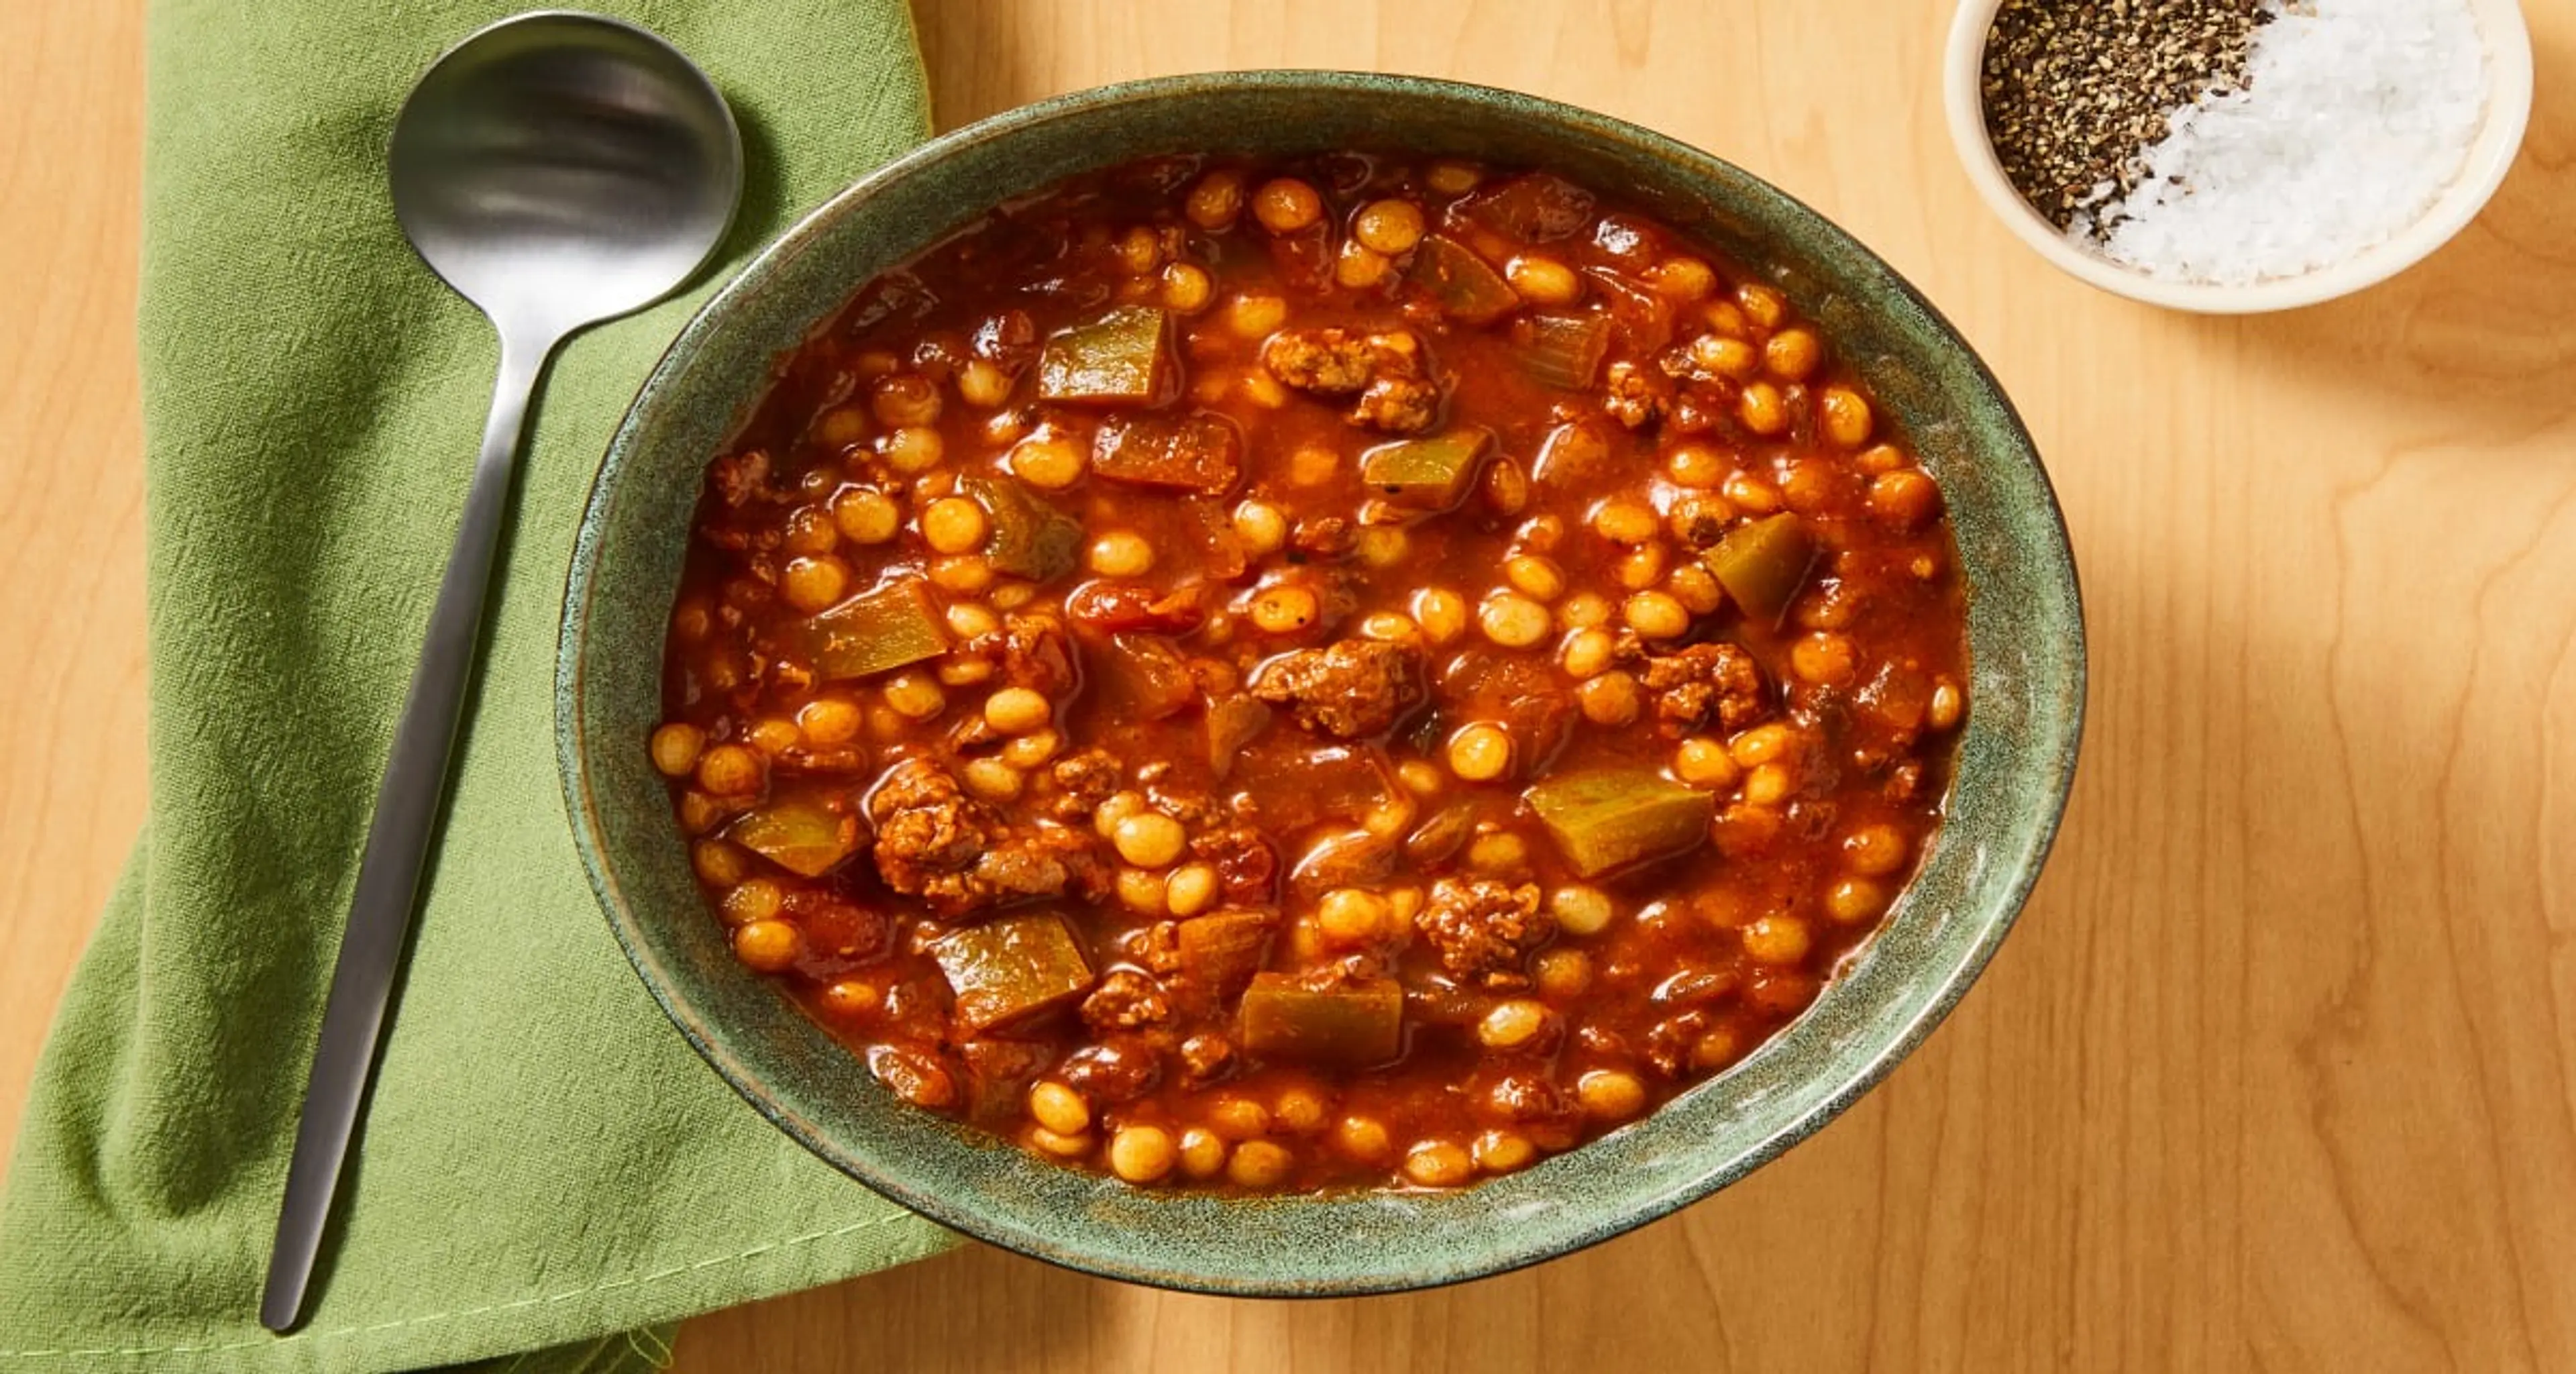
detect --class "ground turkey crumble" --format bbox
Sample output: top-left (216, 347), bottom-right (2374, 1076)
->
top-left (1415, 877), bottom-right (1554, 989)
top-left (1247, 639), bottom-right (1424, 739)
top-left (867, 757), bottom-right (1099, 918)
top-left (1641, 642), bottom-right (1770, 736)
top-left (1259, 327), bottom-right (1444, 434)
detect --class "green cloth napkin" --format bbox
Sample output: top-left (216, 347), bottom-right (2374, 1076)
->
top-left (0, 3), bottom-right (957, 1370)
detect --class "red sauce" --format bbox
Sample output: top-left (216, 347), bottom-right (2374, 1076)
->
top-left (651, 154), bottom-right (1968, 1193)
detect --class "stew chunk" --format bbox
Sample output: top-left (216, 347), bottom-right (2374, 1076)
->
top-left (1417, 878), bottom-right (1554, 989)
top-left (869, 758), bottom-right (1093, 916)
top-left (1247, 639), bottom-right (1425, 739)
top-left (1259, 327), bottom-right (1444, 434)
top-left (1642, 643), bottom-right (1770, 736)
top-left (1082, 968), bottom-right (1174, 1030)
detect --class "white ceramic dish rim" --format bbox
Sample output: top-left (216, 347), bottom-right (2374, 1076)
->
top-left (1941, 0), bottom-right (2534, 314)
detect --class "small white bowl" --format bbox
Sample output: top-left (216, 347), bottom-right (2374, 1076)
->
top-left (1941, 0), bottom-right (2533, 313)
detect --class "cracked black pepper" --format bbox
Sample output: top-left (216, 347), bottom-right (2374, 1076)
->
top-left (1980, 0), bottom-right (2268, 233)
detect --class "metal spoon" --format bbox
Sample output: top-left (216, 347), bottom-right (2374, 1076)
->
top-left (262, 11), bottom-right (741, 1333)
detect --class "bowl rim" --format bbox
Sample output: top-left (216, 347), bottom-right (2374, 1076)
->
top-left (558, 68), bottom-right (2088, 1295)
top-left (1939, 0), bottom-right (2535, 314)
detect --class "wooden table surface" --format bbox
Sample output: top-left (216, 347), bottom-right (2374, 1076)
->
top-left (6, 1), bottom-right (2573, 1369)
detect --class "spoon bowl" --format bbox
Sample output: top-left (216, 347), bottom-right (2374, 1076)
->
top-left (390, 10), bottom-right (743, 339)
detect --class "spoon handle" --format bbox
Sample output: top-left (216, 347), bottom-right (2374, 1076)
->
top-left (262, 333), bottom-right (551, 1333)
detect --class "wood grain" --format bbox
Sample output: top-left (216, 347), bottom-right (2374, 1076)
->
top-left (0, 0), bottom-right (151, 1189)
top-left (5, 1), bottom-right (2572, 1369)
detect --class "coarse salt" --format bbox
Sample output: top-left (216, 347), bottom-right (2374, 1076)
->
top-left (2070, 0), bottom-right (2488, 286)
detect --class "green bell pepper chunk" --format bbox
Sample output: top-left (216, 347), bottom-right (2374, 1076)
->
top-left (1517, 311), bottom-right (1611, 390)
top-left (726, 796), bottom-right (861, 878)
top-left (931, 912), bottom-right (1096, 1034)
top-left (1358, 427), bottom-right (1493, 509)
top-left (795, 578), bottom-right (949, 681)
top-left (1407, 235), bottom-right (1520, 324)
top-left (960, 474), bottom-right (1080, 582)
top-left (1703, 513), bottom-right (1815, 627)
top-left (1524, 768), bottom-right (1715, 878)
top-left (1036, 305), bottom-right (1170, 403)
top-left (1240, 973), bottom-right (1403, 1065)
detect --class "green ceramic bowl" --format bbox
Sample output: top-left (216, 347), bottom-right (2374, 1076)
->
top-left (557, 71), bottom-right (2084, 1296)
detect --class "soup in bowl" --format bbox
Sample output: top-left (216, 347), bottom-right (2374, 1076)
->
top-left (558, 70), bottom-right (2082, 1294)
